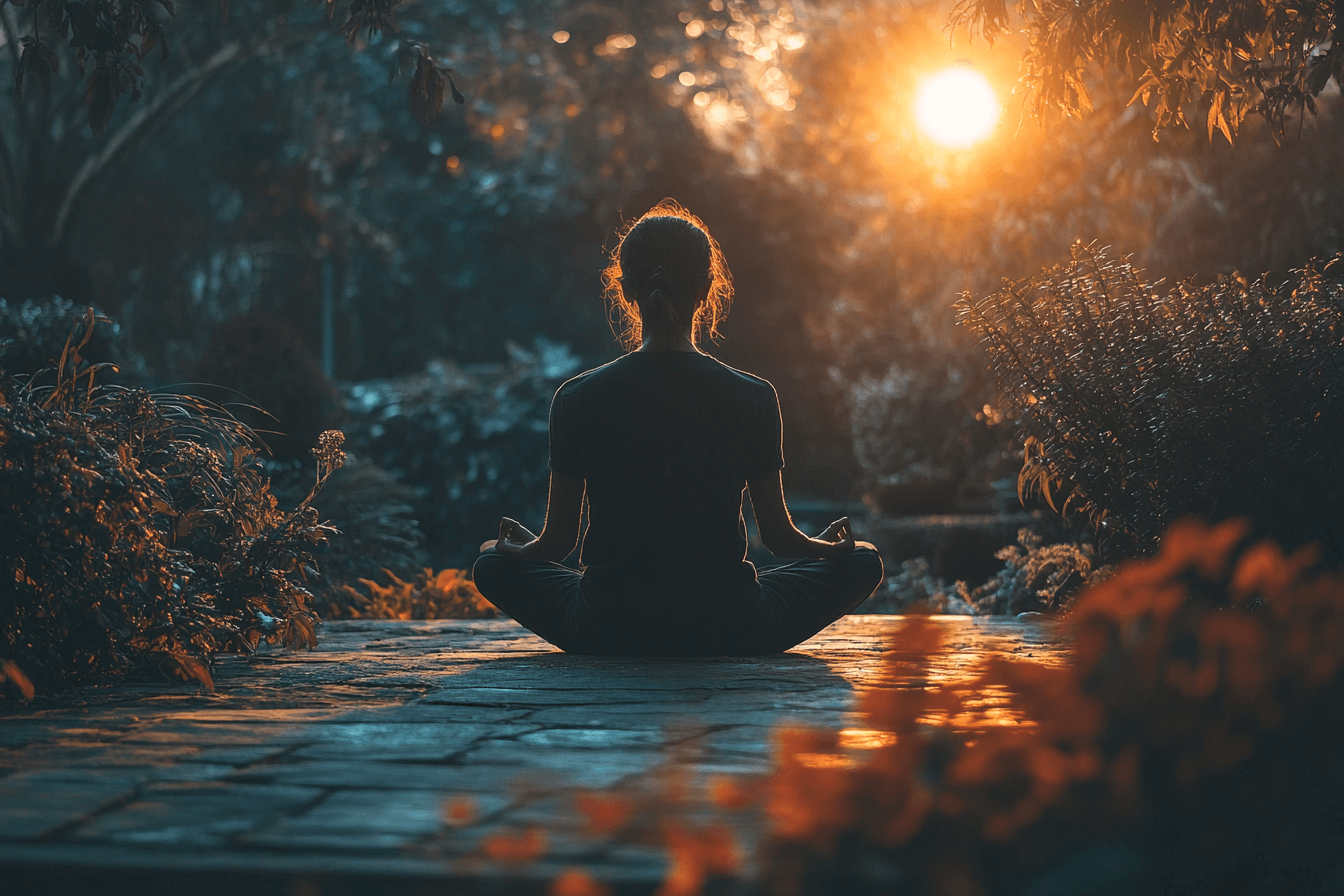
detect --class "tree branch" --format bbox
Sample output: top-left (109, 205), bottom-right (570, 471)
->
top-left (0, 125), bottom-right (19, 244)
top-left (0, 6), bottom-right (34, 146)
top-left (46, 41), bottom-right (247, 250)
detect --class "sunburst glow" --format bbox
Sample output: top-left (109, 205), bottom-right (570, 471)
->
top-left (915, 68), bottom-right (1000, 148)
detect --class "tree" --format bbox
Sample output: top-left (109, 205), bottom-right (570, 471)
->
top-left (0, 0), bottom-right (461, 300)
top-left (952, 0), bottom-right (1344, 140)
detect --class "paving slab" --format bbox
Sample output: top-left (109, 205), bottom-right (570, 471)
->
top-left (0, 615), bottom-right (1063, 895)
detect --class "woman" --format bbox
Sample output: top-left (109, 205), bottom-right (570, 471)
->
top-left (473, 200), bottom-right (883, 655)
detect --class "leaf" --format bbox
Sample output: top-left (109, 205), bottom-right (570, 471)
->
top-left (174, 655), bottom-right (214, 692)
top-left (86, 70), bottom-right (116, 135)
top-left (16, 36), bottom-right (58, 98)
top-left (407, 53), bottom-right (446, 125)
top-left (2, 661), bottom-right (35, 700)
top-left (445, 70), bottom-right (465, 104)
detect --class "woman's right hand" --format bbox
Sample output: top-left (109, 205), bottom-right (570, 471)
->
top-left (491, 517), bottom-right (539, 557)
top-left (816, 517), bottom-right (856, 557)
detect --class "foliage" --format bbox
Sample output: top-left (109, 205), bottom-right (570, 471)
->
top-left (953, 0), bottom-right (1344, 140)
top-left (0, 312), bottom-right (336, 695)
top-left (192, 312), bottom-right (343, 461)
top-left (866, 529), bottom-right (1109, 615)
top-left (267, 454), bottom-right (423, 618)
top-left (327, 567), bottom-right (495, 620)
top-left (970, 528), bottom-right (1112, 615)
top-left (956, 243), bottom-right (1344, 561)
top-left (1, 0), bottom-right (424, 134)
top-left (343, 337), bottom-right (582, 569)
top-left (846, 355), bottom-right (1013, 513)
top-left (756, 518), bottom-right (1344, 894)
top-left (0, 295), bottom-right (132, 376)
top-left (862, 556), bottom-right (980, 615)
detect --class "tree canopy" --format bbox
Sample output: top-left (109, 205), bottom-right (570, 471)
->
top-left (953, 0), bottom-right (1343, 140)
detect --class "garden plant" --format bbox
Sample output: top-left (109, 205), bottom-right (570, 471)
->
top-left (957, 244), bottom-right (1344, 563)
top-left (0, 311), bottom-right (340, 695)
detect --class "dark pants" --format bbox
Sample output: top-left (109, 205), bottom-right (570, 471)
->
top-left (471, 545), bottom-right (884, 656)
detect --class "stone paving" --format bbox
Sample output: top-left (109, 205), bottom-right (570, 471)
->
top-left (0, 616), bottom-right (1064, 895)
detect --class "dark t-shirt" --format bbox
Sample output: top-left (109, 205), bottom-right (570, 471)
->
top-left (549, 351), bottom-right (784, 592)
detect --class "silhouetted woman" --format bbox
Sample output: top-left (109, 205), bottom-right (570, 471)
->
top-left (473, 200), bottom-right (883, 655)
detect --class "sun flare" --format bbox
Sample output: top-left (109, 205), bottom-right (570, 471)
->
top-left (915, 68), bottom-right (1000, 148)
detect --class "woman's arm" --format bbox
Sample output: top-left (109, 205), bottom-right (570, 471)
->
top-left (481, 472), bottom-right (585, 562)
top-left (747, 471), bottom-right (855, 559)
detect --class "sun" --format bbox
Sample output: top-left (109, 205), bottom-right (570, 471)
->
top-left (915, 68), bottom-right (1000, 148)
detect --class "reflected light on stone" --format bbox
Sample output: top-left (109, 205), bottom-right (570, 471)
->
top-left (837, 729), bottom-right (899, 750)
top-left (795, 752), bottom-right (857, 769)
top-left (914, 67), bottom-right (1000, 148)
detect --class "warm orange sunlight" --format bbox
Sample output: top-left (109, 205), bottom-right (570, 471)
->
top-left (914, 67), bottom-right (1000, 148)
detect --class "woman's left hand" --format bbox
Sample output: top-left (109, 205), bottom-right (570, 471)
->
top-left (815, 517), bottom-right (856, 557)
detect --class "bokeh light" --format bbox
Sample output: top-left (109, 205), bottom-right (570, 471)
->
top-left (914, 68), bottom-right (1000, 148)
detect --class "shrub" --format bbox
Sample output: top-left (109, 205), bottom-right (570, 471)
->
top-left (846, 353), bottom-right (1015, 515)
top-left (867, 530), bottom-right (1110, 616)
top-left (759, 519), bottom-right (1344, 894)
top-left (956, 244), bottom-right (1344, 561)
top-left (969, 529), bottom-right (1113, 616)
top-left (266, 454), bottom-right (425, 619)
top-left (343, 337), bottom-right (582, 569)
top-left (0, 296), bottom-right (134, 378)
top-left (191, 313), bottom-right (344, 461)
top-left (0, 312), bottom-right (337, 696)
top-left (327, 568), bottom-right (497, 620)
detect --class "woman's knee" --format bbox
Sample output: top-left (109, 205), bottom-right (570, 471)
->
top-left (471, 549), bottom-right (506, 595)
top-left (850, 543), bottom-right (885, 589)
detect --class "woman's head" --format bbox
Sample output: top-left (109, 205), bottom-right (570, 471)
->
top-left (602, 199), bottom-right (732, 351)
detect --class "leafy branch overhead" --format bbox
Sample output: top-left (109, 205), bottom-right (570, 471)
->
top-left (952, 0), bottom-right (1344, 140)
top-left (397, 42), bottom-right (465, 127)
top-left (4, 0), bottom-right (462, 134)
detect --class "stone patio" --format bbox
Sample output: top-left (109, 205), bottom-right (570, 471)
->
top-left (0, 616), bottom-right (1063, 895)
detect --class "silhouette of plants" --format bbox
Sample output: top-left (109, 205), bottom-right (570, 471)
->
top-left (957, 244), bottom-right (1344, 561)
top-left (761, 519), bottom-right (1344, 893)
top-left (0, 311), bottom-right (339, 696)
top-left (328, 567), bottom-right (496, 620)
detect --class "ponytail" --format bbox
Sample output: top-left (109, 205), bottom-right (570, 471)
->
top-left (602, 199), bottom-right (734, 352)
top-left (643, 265), bottom-right (683, 335)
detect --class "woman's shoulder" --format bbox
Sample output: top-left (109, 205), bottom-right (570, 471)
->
top-left (555, 356), bottom-right (625, 395)
top-left (555, 352), bottom-right (776, 405)
top-left (698, 354), bottom-right (778, 398)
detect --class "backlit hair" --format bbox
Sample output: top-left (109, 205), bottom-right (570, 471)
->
top-left (602, 199), bottom-right (733, 351)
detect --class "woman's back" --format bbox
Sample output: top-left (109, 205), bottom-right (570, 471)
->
top-left (472, 199), bottom-right (881, 655)
top-left (550, 351), bottom-right (782, 589)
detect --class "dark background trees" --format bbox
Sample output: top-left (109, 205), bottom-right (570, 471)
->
top-left (2, 0), bottom-right (1341, 554)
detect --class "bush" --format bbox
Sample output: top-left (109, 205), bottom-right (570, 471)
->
top-left (343, 337), bottom-right (582, 569)
top-left (0, 312), bottom-right (337, 696)
top-left (327, 568), bottom-right (496, 620)
top-left (191, 313), bottom-right (344, 461)
top-left (266, 454), bottom-right (425, 619)
top-left (956, 244), bottom-right (1344, 560)
top-left (970, 529), bottom-right (1113, 616)
top-left (761, 519), bottom-right (1344, 894)
top-left (0, 296), bottom-right (135, 379)
top-left (867, 530), bottom-right (1109, 616)
top-left (846, 352), bottom-right (1015, 515)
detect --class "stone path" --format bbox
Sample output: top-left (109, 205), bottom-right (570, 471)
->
top-left (0, 616), bottom-right (1063, 895)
